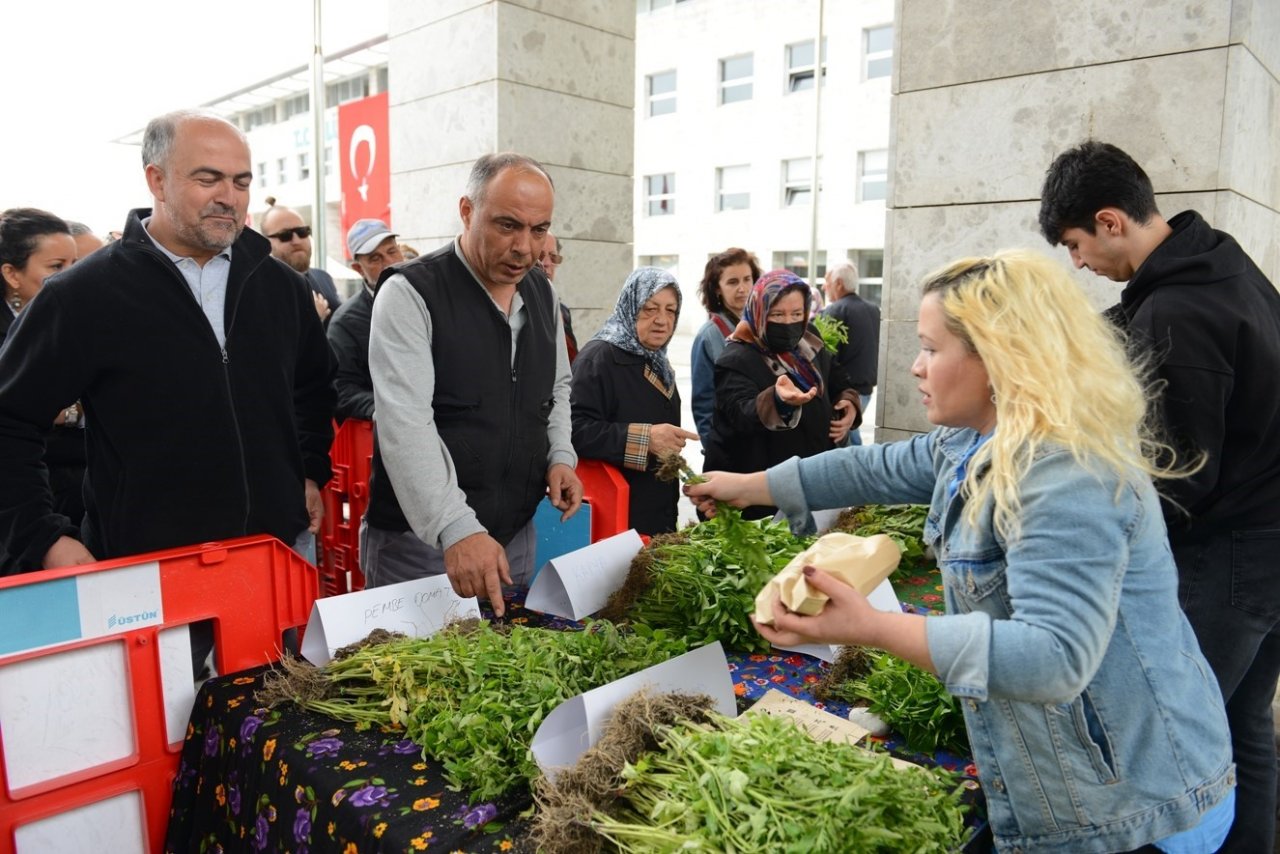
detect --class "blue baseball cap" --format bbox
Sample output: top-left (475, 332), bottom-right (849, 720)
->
top-left (346, 219), bottom-right (397, 257)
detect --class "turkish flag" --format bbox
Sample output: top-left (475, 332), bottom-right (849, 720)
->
top-left (338, 92), bottom-right (391, 257)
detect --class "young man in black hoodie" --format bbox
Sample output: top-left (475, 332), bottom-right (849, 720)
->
top-left (1040, 140), bottom-right (1280, 852)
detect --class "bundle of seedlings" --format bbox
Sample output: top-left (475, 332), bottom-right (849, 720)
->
top-left (832, 503), bottom-right (932, 566)
top-left (531, 690), bottom-right (971, 853)
top-left (599, 454), bottom-right (814, 653)
top-left (256, 620), bottom-right (688, 801)
top-left (815, 646), bottom-right (970, 756)
top-left (811, 312), bottom-right (849, 354)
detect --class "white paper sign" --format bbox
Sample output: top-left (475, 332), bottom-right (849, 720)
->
top-left (775, 577), bottom-right (903, 663)
top-left (300, 575), bottom-right (480, 665)
top-left (772, 507), bottom-right (845, 534)
top-left (524, 529), bottom-right (643, 620)
top-left (531, 642), bottom-right (737, 777)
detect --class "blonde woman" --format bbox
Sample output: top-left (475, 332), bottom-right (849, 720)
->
top-left (688, 250), bottom-right (1235, 853)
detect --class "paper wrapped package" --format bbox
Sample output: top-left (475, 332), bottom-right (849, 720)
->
top-left (754, 533), bottom-right (901, 625)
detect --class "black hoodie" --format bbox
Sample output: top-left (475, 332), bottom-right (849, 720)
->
top-left (1114, 210), bottom-right (1280, 540)
top-left (0, 209), bottom-right (335, 573)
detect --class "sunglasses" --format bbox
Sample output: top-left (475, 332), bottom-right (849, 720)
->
top-left (267, 226), bottom-right (312, 242)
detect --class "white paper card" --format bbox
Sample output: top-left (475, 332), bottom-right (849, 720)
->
top-left (531, 642), bottom-right (736, 777)
top-left (300, 575), bottom-right (480, 665)
top-left (771, 507), bottom-right (845, 534)
top-left (15, 790), bottom-right (146, 854)
top-left (0, 640), bottom-right (135, 791)
top-left (524, 529), bottom-right (643, 620)
top-left (774, 577), bottom-right (903, 663)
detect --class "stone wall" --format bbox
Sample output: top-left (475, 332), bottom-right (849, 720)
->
top-left (878, 0), bottom-right (1280, 439)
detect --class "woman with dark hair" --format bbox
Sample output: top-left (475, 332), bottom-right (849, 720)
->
top-left (571, 267), bottom-right (699, 535)
top-left (703, 269), bottom-right (859, 519)
top-left (1, 208), bottom-right (76, 344)
top-left (689, 247), bottom-right (760, 443)
top-left (0, 208), bottom-right (85, 566)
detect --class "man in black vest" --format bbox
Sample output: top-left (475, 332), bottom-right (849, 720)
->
top-left (361, 153), bottom-right (582, 615)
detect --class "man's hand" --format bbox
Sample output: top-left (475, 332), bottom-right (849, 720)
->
top-left (829, 398), bottom-right (856, 443)
top-left (444, 532), bottom-right (513, 616)
top-left (312, 292), bottom-right (331, 322)
top-left (43, 535), bottom-right (97, 569)
top-left (648, 423), bottom-right (700, 457)
top-left (546, 463), bottom-right (583, 522)
top-left (304, 478), bottom-right (324, 534)
top-left (775, 375), bottom-right (818, 407)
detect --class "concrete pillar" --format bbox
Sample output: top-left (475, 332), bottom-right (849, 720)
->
top-left (387, 0), bottom-right (636, 335)
top-left (879, 0), bottom-right (1280, 441)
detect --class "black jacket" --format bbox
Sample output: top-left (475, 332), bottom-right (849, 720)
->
top-left (704, 335), bottom-right (858, 519)
top-left (0, 208), bottom-right (335, 572)
top-left (821, 292), bottom-right (880, 393)
top-left (327, 286), bottom-right (375, 422)
top-left (1115, 210), bottom-right (1280, 539)
top-left (570, 340), bottom-right (681, 535)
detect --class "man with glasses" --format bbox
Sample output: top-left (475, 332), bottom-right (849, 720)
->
top-left (327, 219), bottom-right (402, 423)
top-left (538, 231), bottom-right (577, 363)
top-left (260, 202), bottom-right (341, 323)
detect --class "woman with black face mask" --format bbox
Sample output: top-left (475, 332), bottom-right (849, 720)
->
top-left (703, 270), bottom-right (861, 519)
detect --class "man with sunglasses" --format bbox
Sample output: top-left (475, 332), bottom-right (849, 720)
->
top-left (260, 203), bottom-right (341, 323)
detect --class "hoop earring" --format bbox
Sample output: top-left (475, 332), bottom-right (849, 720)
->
top-left (990, 393), bottom-right (996, 404)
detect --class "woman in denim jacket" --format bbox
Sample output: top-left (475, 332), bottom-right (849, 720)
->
top-left (688, 251), bottom-right (1235, 853)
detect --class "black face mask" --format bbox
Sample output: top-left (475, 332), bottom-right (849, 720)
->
top-left (764, 321), bottom-right (806, 353)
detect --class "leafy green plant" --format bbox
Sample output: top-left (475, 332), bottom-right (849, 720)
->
top-left (540, 698), bottom-right (970, 853)
top-left (289, 621), bottom-right (688, 801)
top-left (812, 313), bottom-right (849, 354)
top-left (834, 504), bottom-right (931, 563)
top-left (820, 649), bottom-right (969, 756)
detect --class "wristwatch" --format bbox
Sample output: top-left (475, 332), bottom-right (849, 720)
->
top-left (63, 405), bottom-right (79, 426)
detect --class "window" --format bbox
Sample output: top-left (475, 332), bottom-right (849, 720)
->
top-left (719, 54), bottom-right (753, 104)
top-left (243, 105), bottom-right (275, 131)
top-left (326, 76), bottom-right (369, 108)
top-left (645, 173), bottom-right (676, 216)
top-left (257, 162), bottom-right (268, 188)
top-left (782, 157), bottom-right (821, 207)
top-left (639, 254), bottom-right (678, 272)
top-left (864, 25), bottom-right (893, 80)
top-left (716, 165), bottom-right (750, 211)
top-left (639, 0), bottom-right (690, 11)
top-left (850, 250), bottom-right (884, 307)
top-left (646, 70), bottom-right (677, 116)
top-left (376, 66), bottom-right (389, 93)
top-left (282, 93), bottom-right (310, 120)
top-left (786, 38), bottom-right (827, 92)
top-left (324, 146), bottom-right (333, 177)
top-left (772, 250), bottom-right (827, 285)
top-left (298, 151), bottom-right (311, 182)
top-left (276, 157), bottom-right (288, 185)
top-left (859, 149), bottom-right (888, 202)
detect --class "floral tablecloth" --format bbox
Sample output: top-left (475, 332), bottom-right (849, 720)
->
top-left (165, 587), bottom-right (986, 853)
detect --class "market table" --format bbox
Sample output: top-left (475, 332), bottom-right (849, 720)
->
top-left (165, 587), bottom-right (986, 853)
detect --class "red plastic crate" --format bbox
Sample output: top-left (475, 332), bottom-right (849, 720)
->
top-left (0, 536), bottom-right (318, 854)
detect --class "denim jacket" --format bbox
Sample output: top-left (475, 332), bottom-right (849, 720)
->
top-left (769, 428), bottom-right (1235, 853)
top-left (690, 314), bottom-right (733, 442)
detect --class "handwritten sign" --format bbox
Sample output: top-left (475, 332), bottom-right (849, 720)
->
top-left (300, 575), bottom-right (479, 665)
top-left (531, 642), bottom-right (736, 778)
top-left (747, 689), bottom-right (869, 746)
top-left (524, 529), bottom-right (643, 620)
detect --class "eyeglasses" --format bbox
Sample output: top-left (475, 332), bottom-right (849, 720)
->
top-left (267, 226), bottom-right (312, 242)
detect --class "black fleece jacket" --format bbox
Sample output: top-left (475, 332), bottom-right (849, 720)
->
top-left (0, 209), bottom-right (335, 572)
top-left (1115, 210), bottom-right (1280, 540)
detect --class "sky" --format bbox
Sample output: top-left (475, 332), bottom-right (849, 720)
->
top-left (0, 0), bottom-right (387, 235)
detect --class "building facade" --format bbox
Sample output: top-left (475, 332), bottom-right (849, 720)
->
top-left (634, 0), bottom-right (894, 334)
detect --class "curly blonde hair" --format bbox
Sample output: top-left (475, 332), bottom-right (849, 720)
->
top-left (921, 249), bottom-right (1188, 541)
